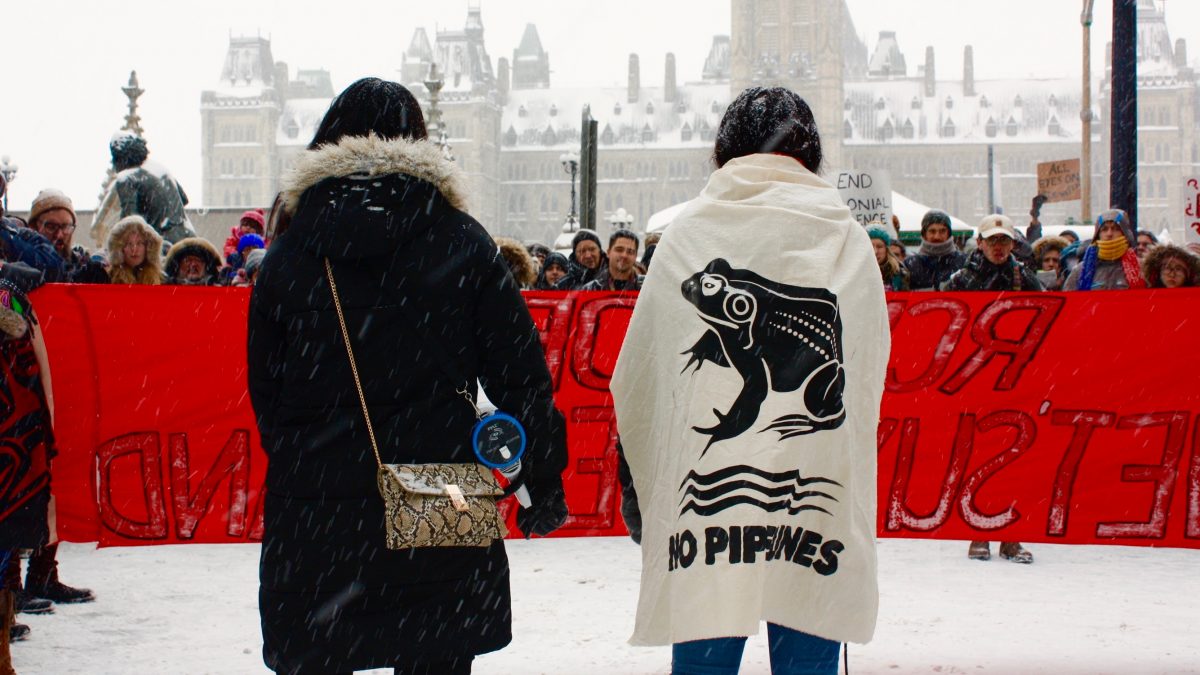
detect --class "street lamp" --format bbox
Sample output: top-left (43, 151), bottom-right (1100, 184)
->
top-left (0, 155), bottom-right (17, 212)
top-left (1081, 0), bottom-right (1097, 223)
top-left (560, 150), bottom-right (579, 225)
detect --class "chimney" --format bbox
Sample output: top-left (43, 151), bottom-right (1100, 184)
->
top-left (273, 61), bottom-right (290, 94)
top-left (497, 57), bottom-right (510, 106)
top-left (1176, 39), bottom-right (1189, 68)
top-left (664, 53), bottom-right (677, 103)
top-left (628, 53), bottom-right (640, 103)
top-left (963, 46), bottom-right (975, 97)
top-left (924, 46), bottom-right (936, 97)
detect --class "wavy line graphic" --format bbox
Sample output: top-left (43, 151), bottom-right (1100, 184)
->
top-left (680, 496), bottom-right (834, 517)
top-left (677, 465), bottom-right (842, 517)
top-left (678, 465), bottom-right (842, 491)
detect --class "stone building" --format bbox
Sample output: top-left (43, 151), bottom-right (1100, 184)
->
top-left (199, 0), bottom-right (1198, 245)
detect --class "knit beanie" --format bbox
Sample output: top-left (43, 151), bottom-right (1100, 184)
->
top-left (240, 209), bottom-right (266, 234)
top-left (237, 233), bottom-right (265, 254)
top-left (920, 210), bottom-right (952, 238)
top-left (243, 248), bottom-right (267, 278)
top-left (571, 229), bottom-right (602, 256)
top-left (29, 189), bottom-right (76, 226)
top-left (866, 226), bottom-right (891, 246)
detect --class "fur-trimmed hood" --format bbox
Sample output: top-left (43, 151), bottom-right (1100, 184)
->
top-left (280, 135), bottom-right (467, 216)
top-left (494, 236), bottom-right (537, 288)
top-left (164, 236), bottom-right (222, 278)
top-left (277, 135), bottom-right (473, 261)
top-left (1143, 243), bottom-right (1200, 288)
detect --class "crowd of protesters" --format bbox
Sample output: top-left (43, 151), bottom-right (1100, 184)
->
top-left (3, 91), bottom-right (1200, 675)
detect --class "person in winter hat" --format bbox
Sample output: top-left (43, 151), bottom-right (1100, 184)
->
top-left (1135, 230), bottom-right (1158, 260)
top-left (1031, 236), bottom-right (1070, 291)
top-left (248, 77), bottom-right (568, 675)
top-left (525, 242), bottom-right (550, 269)
top-left (1063, 209), bottom-right (1145, 291)
top-left (164, 237), bottom-right (223, 286)
top-left (945, 215), bottom-right (1043, 293)
top-left (494, 236), bottom-right (538, 289)
top-left (903, 210), bottom-right (967, 290)
top-left (0, 223), bottom-right (75, 649)
top-left (233, 248), bottom-right (267, 287)
top-left (534, 251), bottom-right (569, 289)
top-left (611, 86), bottom-right (888, 674)
top-left (224, 209), bottom-right (266, 258)
top-left (91, 132), bottom-right (196, 246)
top-left (27, 189), bottom-right (108, 284)
top-left (1143, 243), bottom-right (1199, 288)
top-left (557, 229), bottom-right (606, 289)
top-left (867, 226), bottom-right (910, 291)
top-left (224, 233), bottom-right (265, 282)
top-left (946, 215), bottom-right (1040, 563)
top-left (106, 215), bottom-right (164, 285)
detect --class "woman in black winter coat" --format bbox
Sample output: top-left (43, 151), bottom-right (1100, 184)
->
top-left (247, 78), bottom-right (569, 675)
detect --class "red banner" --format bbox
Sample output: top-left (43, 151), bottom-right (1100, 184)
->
top-left (30, 286), bottom-right (1200, 549)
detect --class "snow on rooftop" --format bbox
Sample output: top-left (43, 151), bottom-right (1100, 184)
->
top-left (501, 83), bottom-right (729, 151)
top-left (277, 98), bottom-right (331, 146)
top-left (844, 77), bottom-right (1085, 146)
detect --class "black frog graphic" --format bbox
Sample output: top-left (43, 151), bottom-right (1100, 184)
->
top-left (680, 259), bottom-right (846, 450)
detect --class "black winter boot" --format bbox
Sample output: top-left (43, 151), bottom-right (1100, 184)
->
top-left (26, 544), bottom-right (94, 604)
top-left (3, 552), bottom-right (53, 615)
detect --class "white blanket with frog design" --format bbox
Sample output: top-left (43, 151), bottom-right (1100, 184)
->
top-left (611, 153), bottom-right (890, 646)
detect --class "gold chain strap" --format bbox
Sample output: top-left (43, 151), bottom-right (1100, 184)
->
top-left (324, 258), bottom-right (384, 469)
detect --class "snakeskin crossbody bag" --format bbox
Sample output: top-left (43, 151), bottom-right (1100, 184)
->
top-left (324, 258), bottom-right (507, 549)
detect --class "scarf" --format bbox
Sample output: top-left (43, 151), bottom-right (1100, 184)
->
top-left (919, 239), bottom-right (957, 257)
top-left (1077, 246), bottom-right (1145, 291)
top-left (1096, 237), bottom-right (1129, 261)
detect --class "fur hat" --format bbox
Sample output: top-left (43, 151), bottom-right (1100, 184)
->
top-left (1031, 236), bottom-right (1069, 263)
top-left (240, 209), bottom-right (266, 233)
top-left (164, 237), bottom-right (222, 279)
top-left (29, 189), bottom-right (76, 227)
top-left (237, 233), bottom-right (265, 254)
top-left (106, 215), bottom-right (164, 285)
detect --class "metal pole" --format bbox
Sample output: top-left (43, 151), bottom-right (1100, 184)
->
top-left (579, 106), bottom-right (593, 232)
top-left (569, 163), bottom-right (578, 222)
top-left (1111, 0), bottom-right (1138, 226)
top-left (1081, 0), bottom-right (1096, 223)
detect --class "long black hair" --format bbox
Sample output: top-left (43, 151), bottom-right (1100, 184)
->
top-left (308, 77), bottom-right (428, 150)
top-left (713, 87), bottom-right (822, 173)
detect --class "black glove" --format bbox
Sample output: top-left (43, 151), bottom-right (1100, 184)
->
top-left (516, 482), bottom-right (568, 538)
top-left (1030, 194), bottom-right (1048, 218)
top-left (620, 483), bottom-right (642, 545)
top-left (0, 261), bottom-right (47, 296)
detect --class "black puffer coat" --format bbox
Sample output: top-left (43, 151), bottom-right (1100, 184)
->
top-left (903, 248), bottom-right (967, 290)
top-left (247, 135), bottom-right (567, 674)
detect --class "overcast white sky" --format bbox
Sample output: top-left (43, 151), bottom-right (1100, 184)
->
top-left (3, 0), bottom-right (1199, 210)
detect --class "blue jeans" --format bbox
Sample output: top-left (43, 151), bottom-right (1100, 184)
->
top-left (672, 623), bottom-right (840, 675)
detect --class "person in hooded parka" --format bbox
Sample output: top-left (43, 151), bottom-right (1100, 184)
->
top-left (246, 77), bottom-right (569, 675)
top-left (611, 87), bottom-right (890, 675)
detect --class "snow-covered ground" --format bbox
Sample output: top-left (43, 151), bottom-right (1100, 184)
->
top-left (12, 539), bottom-right (1200, 674)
